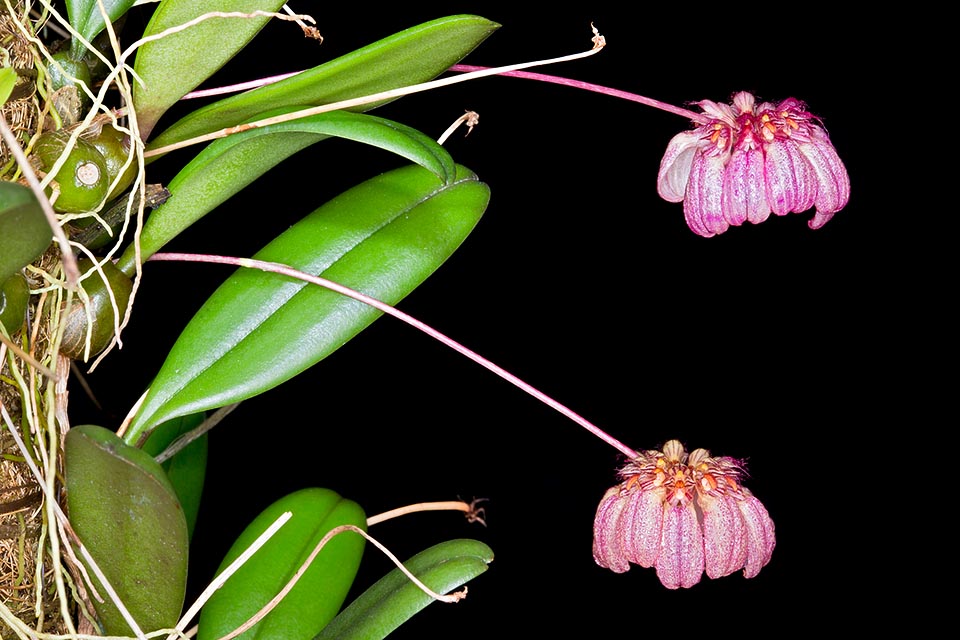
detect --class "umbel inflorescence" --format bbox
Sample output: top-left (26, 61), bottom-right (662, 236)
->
top-left (593, 439), bottom-right (775, 589)
top-left (448, 66), bottom-right (852, 238)
top-left (657, 91), bottom-right (850, 237)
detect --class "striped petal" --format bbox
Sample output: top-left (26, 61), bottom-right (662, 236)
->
top-left (657, 131), bottom-right (701, 202)
top-left (592, 488), bottom-right (630, 573)
top-left (764, 139), bottom-right (816, 216)
top-left (723, 146), bottom-right (771, 226)
top-left (738, 494), bottom-right (776, 578)
top-left (685, 151), bottom-right (729, 237)
top-left (700, 493), bottom-right (747, 579)
top-left (619, 487), bottom-right (665, 568)
top-left (655, 502), bottom-right (705, 589)
top-left (799, 129), bottom-right (851, 229)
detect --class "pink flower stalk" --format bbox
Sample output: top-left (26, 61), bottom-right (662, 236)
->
top-left (658, 91), bottom-right (850, 237)
top-left (449, 68), bottom-right (850, 238)
top-left (593, 439), bottom-right (775, 589)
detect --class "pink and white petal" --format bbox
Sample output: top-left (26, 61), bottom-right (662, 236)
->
top-left (592, 488), bottom-right (631, 573)
top-left (697, 99), bottom-right (738, 123)
top-left (737, 495), bottom-right (776, 578)
top-left (655, 502), bottom-right (705, 589)
top-left (619, 487), bottom-right (665, 568)
top-left (722, 147), bottom-right (770, 226)
top-left (700, 493), bottom-right (746, 579)
top-left (731, 91), bottom-right (756, 114)
top-left (680, 153), bottom-right (710, 237)
top-left (728, 499), bottom-right (749, 574)
top-left (799, 131), bottom-right (851, 224)
top-left (764, 140), bottom-right (816, 216)
top-left (685, 152), bottom-right (729, 237)
top-left (657, 131), bottom-right (701, 202)
top-left (721, 150), bottom-right (749, 226)
top-left (808, 209), bottom-right (834, 229)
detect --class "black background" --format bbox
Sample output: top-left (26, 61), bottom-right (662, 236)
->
top-left (67, 3), bottom-right (896, 638)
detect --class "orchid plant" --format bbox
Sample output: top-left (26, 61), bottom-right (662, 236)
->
top-left (0, 1), bottom-right (850, 638)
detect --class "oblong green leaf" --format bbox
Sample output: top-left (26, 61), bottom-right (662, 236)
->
top-left (117, 110), bottom-right (455, 276)
top-left (64, 424), bottom-right (188, 636)
top-left (141, 413), bottom-right (209, 540)
top-left (0, 67), bottom-right (17, 105)
top-left (132, 0), bottom-right (287, 140)
top-left (315, 539), bottom-right (494, 640)
top-left (0, 181), bottom-right (51, 283)
top-left (124, 163), bottom-right (489, 445)
top-left (197, 488), bottom-right (366, 640)
top-left (146, 14), bottom-right (499, 151)
top-left (65, 0), bottom-right (136, 57)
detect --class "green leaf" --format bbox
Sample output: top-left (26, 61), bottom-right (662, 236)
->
top-left (117, 110), bottom-right (456, 276)
top-left (147, 14), bottom-right (499, 151)
top-left (132, 0), bottom-right (287, 140)
top-left (315, 539), bottom-right (494, 640)
top-left (197, 488), bottom-right (366, 640)
top-left (0, 181), bottom-right (51, 283)
top-left (65, 0), bottom-right (137, 58)
top-left (64, 425), bottom-right (188, 636)
top-left (124, 163), bottom-right (489, 445)
top-left (141, 413), bottom-right (209, 540)
top-left (0, 67), bottom-right (16, 105)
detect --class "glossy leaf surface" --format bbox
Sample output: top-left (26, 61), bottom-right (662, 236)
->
top-left (117, 110), bottom-right (456, 275)
top-left (64, 425), bottom-right (188, 636)
top-left (147, 14), bottom-right (499, 151)
top-left (0, 67), bottom-right (15, 104)
top-left (315, 539), bottom-right (494, 640)
top-left (124, 163), bottom-right (489, 444)
top-left (132, 0), bottom-right (287, 140)
top-left (65, 0), bottom-right (136, 57)
top-left (0, 182), bottom-right (50, 283)
top-left (141, 412), bottom-right (209, 539)
top-left (197, 488), bottom-right (366, 640)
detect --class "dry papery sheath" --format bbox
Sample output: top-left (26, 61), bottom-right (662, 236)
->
top-left (593, 439), bottom-right (775, 589)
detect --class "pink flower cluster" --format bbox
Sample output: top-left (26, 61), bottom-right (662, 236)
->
top-left (657, 92), bottom-right (850, 237)
top-left (593, 439), bottom-right (775, 589)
